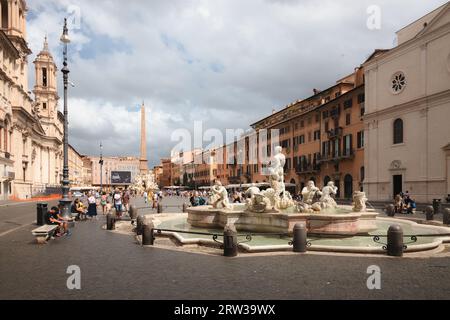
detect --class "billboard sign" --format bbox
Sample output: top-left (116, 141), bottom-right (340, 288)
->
top-left (110, 171), bottom-right (132, 184)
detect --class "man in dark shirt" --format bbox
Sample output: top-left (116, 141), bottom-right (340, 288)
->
top-left (47, 206), bottom-right (70, 236)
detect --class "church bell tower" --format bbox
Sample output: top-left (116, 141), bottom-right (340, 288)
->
top-left (33, 36), bottom-right (60, 136)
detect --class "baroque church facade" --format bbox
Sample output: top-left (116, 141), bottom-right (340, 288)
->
top-left (0, 0), bottom-right (63, 200)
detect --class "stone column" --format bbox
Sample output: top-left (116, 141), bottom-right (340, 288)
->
top-left (22, 10), bottom-right (27, 39)
top-left (7, 0), bottom-right (12, 31)
top-left (139, 102), bottom-right (148, 173)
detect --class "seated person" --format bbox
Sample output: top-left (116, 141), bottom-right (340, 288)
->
top-left (405, 196), bottom-right (416, 214)
top-left (47, 206), bottom-right (71, 237)
top-left (73, 198), bottom-right (86, 220)
top-left (71, 201), bottom-right (79, 219)
top-left (394, 194), bottom-right (403, 214)
top-left (189, 195), bottom-right (197, 207)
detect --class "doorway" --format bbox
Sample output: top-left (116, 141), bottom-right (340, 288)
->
top-left (393, 175), bottom-right (402, 197)
top-left (344, 174), bottom-right (353, 199)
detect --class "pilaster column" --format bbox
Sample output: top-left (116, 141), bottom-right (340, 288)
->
top-left (22, 10), bottom-right (27, 37)
top-left (7, 0), bottom-right (12, 31)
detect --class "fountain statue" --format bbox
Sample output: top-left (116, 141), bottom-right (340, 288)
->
top-left (244, 146), bottom-right (295, 213)
top-left (245, 187), bottom-right (278, 212)
top-left (130, 172), bottom-right (158, 194)
top-left (245, 192), bottom-right (271, 213)
top-left (301, 180), bottom-right (321, 204)
top-left (187, 145), bottom-right (379, 235)
top-left (268, 146), bottom-right (286, 200)
top-left (268, 146), bottom-right (295, 210)
top-left (209, 180), bottom-right (231, 209)
top-left (352, 191), bottom-right (368, 212)
top-left (319, 181), bottom-right (338, 209)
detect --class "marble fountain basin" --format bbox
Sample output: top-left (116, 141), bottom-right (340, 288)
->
top-left (187, 204), bottom-right (379, 236)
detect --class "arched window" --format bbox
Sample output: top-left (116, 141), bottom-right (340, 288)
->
top-left (290, 178), bottom-right (296, 184)
top-left (393, 118), bottom-right (403, 144)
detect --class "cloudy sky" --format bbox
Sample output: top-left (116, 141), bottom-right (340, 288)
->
top-left (26, 0), bottom-right (448, 167)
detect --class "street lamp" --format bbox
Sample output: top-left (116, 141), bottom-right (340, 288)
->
top-left (105, 169), bottom-right (109, 193)
top-left (59, 18), bottom-right (71, 217)
top-left (99, 142), bottom-right (104, 193)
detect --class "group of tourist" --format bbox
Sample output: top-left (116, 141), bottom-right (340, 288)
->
top-left (189, 191), bottom-right (207, 207)
top-left (69, 189), bottom-right (132, 220)
top-left (187, 189), bottom-right (245, 207)
top-left (394, 191), bottom-right (417, 214)
top-left (142, 190), bottom-right (161, 208)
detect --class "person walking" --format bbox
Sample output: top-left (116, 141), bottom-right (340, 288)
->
top-left (149, 190), bottom-right (154, 205)
top-left (143, 190), bottom-right (148, 205)
top-left (123, 190), bottom-right (130, 212)
top-left (113, 190), bottom-right (123, 218)
top-left (152, 192), bottom-right (158, 209)
top-left (100, 192), bottom-right (108, 215)
top-left (87, 192), bottom-right (98, 220)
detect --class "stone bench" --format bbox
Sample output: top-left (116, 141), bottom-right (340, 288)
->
top-left (32, 224), bottom-right (59, 244)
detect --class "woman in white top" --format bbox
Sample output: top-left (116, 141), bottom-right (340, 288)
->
top-left (87, 193), bottom-right (98, 219)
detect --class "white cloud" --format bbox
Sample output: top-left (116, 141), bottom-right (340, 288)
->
top-left (26, 0), bottom-right (449, 167)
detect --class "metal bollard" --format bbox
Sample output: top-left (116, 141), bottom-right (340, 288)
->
top-left (223, 227), bottom-right (238, 257)
top-left (129, 205), bottom-right (137, 220)
top-left (292, 223), bottom-right (307, 253)
top-left (157, 203), bottom-right (162, 213)
top-left (385, 204), bottom-right (395, 217)
top-left (443, 208), bottom-right (450, 225)
top-left (432, 199), bottom-right (441, 215)
top-left (182, 203), bottom-right (187, 213)
top-left (136, 215), bottom-right (144, 235)
top-left (142, 223), bottom-right (154, 245)
top-left (106, 213), bottom-right (115, 230)
top-left (424, 205), bottom-right (434, 220)
top-left (36, 203), bottom-right (48, 226)
top-left (387, 224), bottom-right (404, 257)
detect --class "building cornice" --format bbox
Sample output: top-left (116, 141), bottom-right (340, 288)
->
top-left (364, 19), bottom-right (450, 71)
top-left (363, 89), bottom-right (450, 122)
top-left (0, 30), bottom-right (20, 58)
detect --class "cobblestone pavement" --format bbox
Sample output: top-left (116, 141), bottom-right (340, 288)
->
top-left (0, 196), bottom-right (449, 300)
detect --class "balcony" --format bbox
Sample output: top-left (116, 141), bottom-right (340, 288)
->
top-left (326, 127), bottom-right (343, 140)
top-left (2, 169), bottom-right (15, 180)
top-left (228, 176), bottom-right (242, 184)
top-left (330, 108), bottom-right (340, 118)
top-left (340, 148), bottom-right (355, 159)
top-left (295, 162), bottom-right (320, 174)
top-left (318, 149), bottom-right (354, 163)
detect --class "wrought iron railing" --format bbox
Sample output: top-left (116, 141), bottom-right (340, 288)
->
top-left (150, 228), bottom-right (450, 251)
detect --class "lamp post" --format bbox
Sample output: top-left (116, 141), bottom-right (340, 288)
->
top-left (105, 170), bottom-right (108, 193)
top-left (99, 142), bottom-right (104, 194)
top-left (59, 18), bottom-right (71, 217)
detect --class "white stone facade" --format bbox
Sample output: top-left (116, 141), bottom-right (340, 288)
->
top-left (363, 3), bottom-right (450, 203)
top-left (0, 0), bottom-right (64, 199)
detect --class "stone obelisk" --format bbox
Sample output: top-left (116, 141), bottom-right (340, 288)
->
top-left (139, 102), bottom-right (148, 173)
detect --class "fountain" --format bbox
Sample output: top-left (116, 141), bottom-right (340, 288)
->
top-left (187, 146), bottom-right (378, 236)
top-left (112, 146), bottom-right (450, 255)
